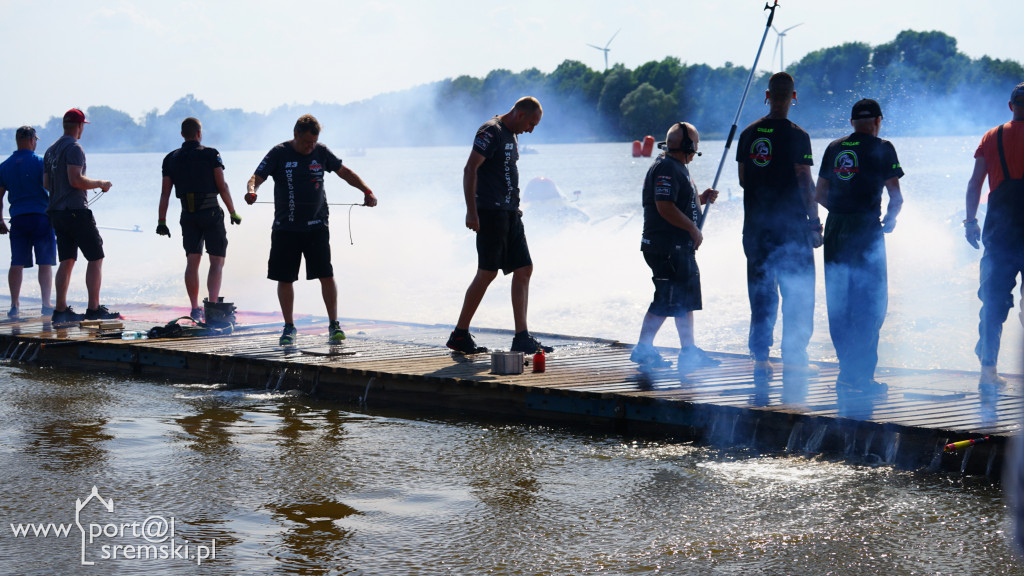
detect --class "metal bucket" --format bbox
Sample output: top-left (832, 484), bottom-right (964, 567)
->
top-left (490, 351), bottom-right (524, 375)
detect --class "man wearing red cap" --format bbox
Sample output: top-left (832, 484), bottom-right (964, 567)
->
top-left (964, 82), bottom-right (1024, 389)
top-left (42, 108), bottom-right (119, 324)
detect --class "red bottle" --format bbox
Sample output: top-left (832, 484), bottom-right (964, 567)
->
top-left (532, 350), bottom-right (546, 373)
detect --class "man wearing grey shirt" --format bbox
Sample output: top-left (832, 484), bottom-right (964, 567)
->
top-left (42, 108), bottom-right (119, 324)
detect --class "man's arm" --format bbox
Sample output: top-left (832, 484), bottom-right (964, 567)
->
top-left (463, 151), bottom-right (486, 232)
top-left (158, 176), bottom-right (173, 221)
top-left (245, 174), bottom-right (267, 204)
top-left (336, 165), bottom-right (377, 207)
top-left (814, 177), bottom-right (829, 208)
top-left (0, 186), bottom-right (7, 234)
top-left (656, 200), bottom-right (703, 250)
top-left (881, 177), bottom-right (903, 233)
top-left (737, 162), bottom-right (745, 189)
top-left (964, 156), bottom-right (987, 248)
top-left (796, 164), bottom-right (818, 220)
top-left (68, 165), bottom-right (111, 192)
top-left (213, 167), bottom-right (239, 216)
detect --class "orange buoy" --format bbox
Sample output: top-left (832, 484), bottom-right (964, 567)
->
top-left (631, 140), bottom-right (642, 157)
top-left (641, 135), bottom-right (655, 157)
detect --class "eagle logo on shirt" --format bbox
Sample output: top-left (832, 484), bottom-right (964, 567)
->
top-left (833, 150), bottom-right (859, 181)
top-left (749, 138), bottom-right (772, 167)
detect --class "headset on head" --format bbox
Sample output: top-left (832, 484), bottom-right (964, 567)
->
top-left (657, 122), bottom-right (701, 156)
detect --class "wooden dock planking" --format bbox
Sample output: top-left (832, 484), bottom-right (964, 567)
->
top-left (0, 308), bottom-right (1019, 477)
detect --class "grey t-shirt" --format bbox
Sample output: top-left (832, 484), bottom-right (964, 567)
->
top-left (43, 135), bottom-right (89, 211)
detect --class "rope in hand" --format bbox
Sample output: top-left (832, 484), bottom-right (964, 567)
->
top-left (251, 201), bottom-right (365, 245)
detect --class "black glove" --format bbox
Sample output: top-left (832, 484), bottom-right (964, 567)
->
top-left (156, 220), bottom-right (171, 238)
top-left (230, 212), bottom-right (242, 225)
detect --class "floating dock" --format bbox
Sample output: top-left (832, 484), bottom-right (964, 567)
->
top-left (0, 304), bottom-right (1018, 479)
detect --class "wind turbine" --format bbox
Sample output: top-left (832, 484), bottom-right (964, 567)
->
top-left (770, 23), bottom-right (803, 71)
top-left (587, 28), bottom-right (621, 72)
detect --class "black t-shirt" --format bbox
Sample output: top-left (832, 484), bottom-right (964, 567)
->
top-left (472, 117), bottom-right (519, 211)
top-left (736, 117), bottom-right (814, 231)
top-left (818, 133), bottom-right (904, 217)
top-left (641, 154), bottom-right (698, 252)
top-left (162, 141), bottom-right (224, 213)
top-left (254, 142), bottom-right (343, 230)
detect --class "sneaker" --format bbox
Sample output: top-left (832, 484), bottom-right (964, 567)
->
top-left (329, 321), bottom-right (346, 343)
top-left (51, 306), bottom-right (85, 324)
top-left (783, 363), bottom-right (819, 377)
top-left (7, 306), bottom-right (18, 319)
top-left (980, 366), bottom-right (1007, 388)
top-left (510, 332), bottom-right (553, 354)
top-left (84, 305), bottom-right (122, 320)
top-left (41, 305), bottom-right (54, 316)
top-left (630, 343), bottom-right (671, 369)
top-left (189, 307), bottom-right (204, 322)
top-left (447, 330), bottom-right (487, 354)
top-left (677, 346), bottom-right (721, 372)
top-left (754, 359), bottom-right (774, 379)
top-left (279, 324), bottom-right (297, 346)
top-left (837, 378), bottom-right (888, 396)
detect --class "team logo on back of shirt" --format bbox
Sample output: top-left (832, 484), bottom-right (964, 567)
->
top-left (833, 150), bottom-right (859, 181)
top-left (749, 138), bottom-right (772, 167)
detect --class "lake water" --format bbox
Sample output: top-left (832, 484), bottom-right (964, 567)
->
top-left (0, 137), bottom-right (1022, 574)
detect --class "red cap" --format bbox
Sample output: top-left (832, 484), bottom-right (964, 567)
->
top-left (63, 108), bottom-right (89, 124)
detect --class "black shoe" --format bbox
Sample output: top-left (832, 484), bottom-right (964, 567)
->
top-left (837, 379), bottom-right (888, 397)
top-left (510, 332), bottom-right (553, 354)
top-left (85, 305), bottom-right (122, 320)
top-left (677, 346), bottom-right (721, 372)
top-left (630, 344), bottom-right (672, 369)
top-left (279, 324), bottom-right (297, 346)
top-left (447, 330), bottom-right (487, 354)
top-left (7, 306), bottom-right (18, 319)
top-left (51, 306), bottom-right (85, 324)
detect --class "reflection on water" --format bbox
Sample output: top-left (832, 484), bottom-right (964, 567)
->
top-left (0, 364), bottom-right (1020, 574)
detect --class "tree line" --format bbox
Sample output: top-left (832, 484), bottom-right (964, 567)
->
top-left (3, 30), bottom-right (1021, 153)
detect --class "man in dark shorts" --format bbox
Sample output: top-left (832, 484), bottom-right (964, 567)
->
top-left (0, 126), bottom-right (55, 318)
top-left (631, 121), bottom-right (720, 372)
top-left (158, 117), bottom-right (242, 324)
top-left (964, 82), bottom-right (1024, 389)
top-left (42, 108), bottom-right (119, 324)
top-left (245, 114), bottom-right (377, 346)
top-left (816, 99), bottom-right (904, 396)
top-left (736, 72), bottom-right (820, 380)
top-left (447, 96), bottom-right (551, 355)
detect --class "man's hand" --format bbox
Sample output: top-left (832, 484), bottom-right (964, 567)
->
top-left (808, 217), bottom-right (823, 249)
top-left (965, 219), bottom-right (981, 249)
top-left (465, 211), bottom-right (480, 232)
top-left (99, 180), bottom-right (112, 192)
top-left (363, 190), bottom-right (378, 207)
top-left (881, 216), bottom-right (897, 234)
top-left (700, 188), bottom-right (719, 205)
top-left (0, 220), bottom-right (8, 235)
top-left (156, 220), bottom-right (171, 238)
top-left (244, 192), bottom-right (257, 205)
top-left (689, 228), bottom-right (703, 250)
top-left (230, 212), bottom-right (242, 225)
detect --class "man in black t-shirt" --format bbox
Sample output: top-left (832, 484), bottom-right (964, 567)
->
top-left (736, 73), bottom-right (819, 380)
top-left (447, 97), bottom-right (551, 355)
top-left (816, 99), bottom-right (904, 396)
top-left (245, 115), bottom-right (378, 346)
top-left (158, 117), bottom-right (241, 324)
top-left (631, 121), bottom-right (720, 373)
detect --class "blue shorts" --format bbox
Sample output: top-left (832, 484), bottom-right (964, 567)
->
top-left (9, 213), bottom-right (57, 268)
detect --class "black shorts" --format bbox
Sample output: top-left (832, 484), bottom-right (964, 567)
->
top-left (268, 227), bottom-right (333, 282)
top-left (477, 209), bottom-right (532, 274)
top-left (643, 249), bottom-right (702, 316)
top-left (181, 207), bottom-right (228, 257)
top-left (49, 209), bottom-right (104, 262)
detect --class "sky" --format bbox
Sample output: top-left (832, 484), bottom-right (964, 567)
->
top-left (1, 0), bottom-right (1021, 129)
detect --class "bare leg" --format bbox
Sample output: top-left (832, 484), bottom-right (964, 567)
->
top-left (38, 264), bottom-right (52, 309)
top-left (674, 312), bottom-right (695, 348)
top-left (277, 282), bottom-right (294, 325)
top-left (455, 269), bottom-right (498, 330)
top-left (55, 259), bottom-right (75, 310)
top-left (637, 312), bottom-right (667, 346)
top-left (85, 258), bottom-right (103, 310)
top-left (207, 255), bottom-right (225, 303)
top-left (510, 265), bottom-right (532, 333)
top-left (8, 265), bottom-right (23, 309)
top-left (185, 253), bottom-right (202, 309)
top-left (320, 276), bottom-right (338, 323)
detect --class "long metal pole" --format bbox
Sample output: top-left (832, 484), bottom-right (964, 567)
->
top-left (698, 0), bottom-right (780, 230)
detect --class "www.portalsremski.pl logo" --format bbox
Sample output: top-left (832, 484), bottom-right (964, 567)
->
top-left (8, 486), bottom-right (217, 566)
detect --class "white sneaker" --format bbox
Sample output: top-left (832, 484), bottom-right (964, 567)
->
top-left (980, 366), bottom-right (1007, 388)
